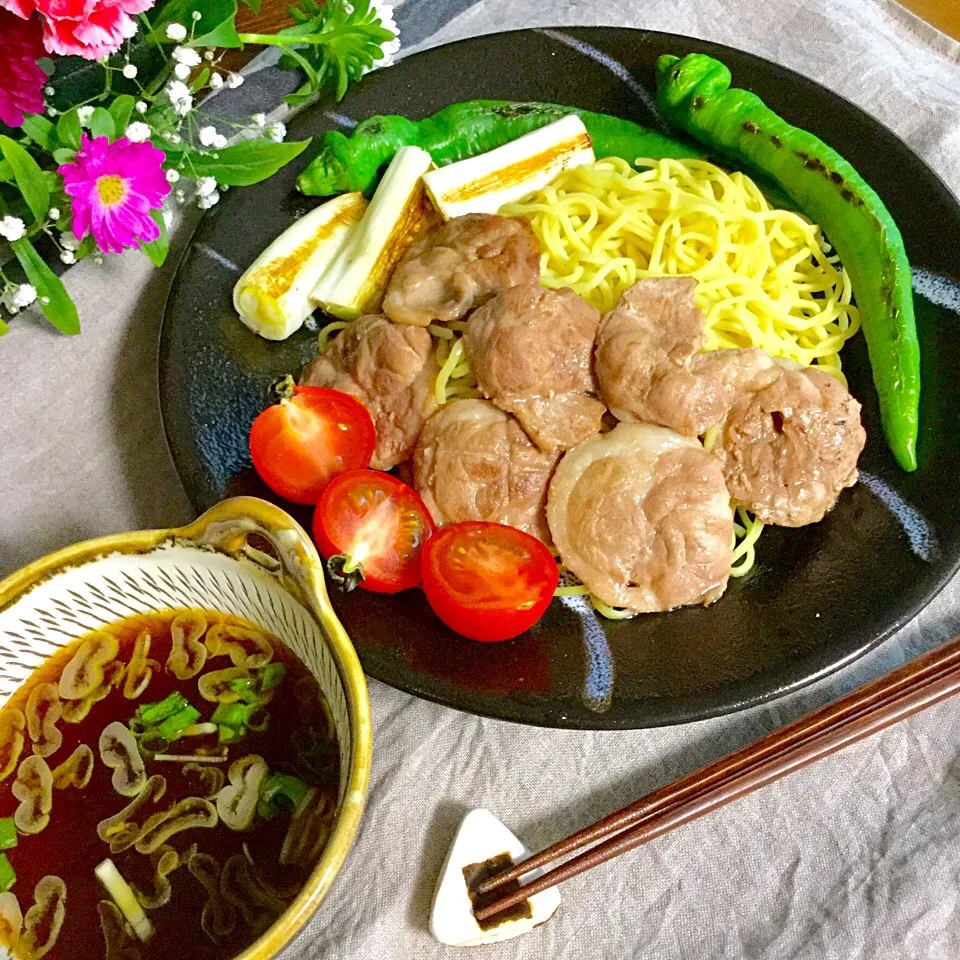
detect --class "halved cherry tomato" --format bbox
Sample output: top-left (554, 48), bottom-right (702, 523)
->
top-left (422, 522), bottom-right (559, 642)
top-left (249, 379), bottom-right (375, 505)
top-left (313, 470), bottom-right (436, 594)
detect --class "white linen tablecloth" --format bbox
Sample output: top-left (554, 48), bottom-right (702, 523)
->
top-left (2, 1), bottom-right (960, 957)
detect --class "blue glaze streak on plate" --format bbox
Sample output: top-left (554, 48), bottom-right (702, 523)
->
top-left (912, 268), bottom-right (960, 315)
top-left (537, 28), bottom-right (667, 131)
top-left (558, 590), bottom-right (615, 712)
top-left (859, 472), bottom-right (936, 562)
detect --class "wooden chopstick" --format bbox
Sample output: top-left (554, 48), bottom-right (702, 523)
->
top-left (473, 634), bottom-right (960, 923)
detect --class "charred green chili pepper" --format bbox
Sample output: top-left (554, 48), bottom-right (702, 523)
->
top-left (656, 53), bottom-right (920, 472)
top-left (297, 99), bottom-right (705, 197)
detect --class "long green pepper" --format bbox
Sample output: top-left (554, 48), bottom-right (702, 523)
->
top-left (656, 54), bottom-right (920, 472)
top-left (297, 99), bottom-right (706, 197)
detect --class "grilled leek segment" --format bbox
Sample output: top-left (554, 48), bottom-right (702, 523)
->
top-left (422, 115), bottom-right (595, 220)
top-left (233, 191), bottom-right (367, 340)
top-left (311, 146), bottom-right (436, 320)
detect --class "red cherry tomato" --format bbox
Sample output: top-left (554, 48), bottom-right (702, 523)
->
top-left (422, 522), bottom-right (559, 642)
top-left (249, 383), bottom-right (375, 505)
top-left (313, 470), bottom-right (436, 594)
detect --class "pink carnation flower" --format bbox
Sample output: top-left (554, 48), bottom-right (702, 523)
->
top-left (0, 0), bottom-right (156, 61)
top-left (0, 10), bottom-right (46, 128)
top-left (59, 134), bottom-right (171, 255)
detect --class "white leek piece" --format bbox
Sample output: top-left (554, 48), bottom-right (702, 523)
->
top-left (95, 859), bottom-right (155, 941)
top-left (311, 146), bottom-right (435, 320)
top-left (422, 115), bottom-right (595, 220)
top-left (233, 191), bottom-right (367, 340)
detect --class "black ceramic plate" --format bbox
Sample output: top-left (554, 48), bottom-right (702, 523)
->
top-left (159, 27), bottom-right (960, 729)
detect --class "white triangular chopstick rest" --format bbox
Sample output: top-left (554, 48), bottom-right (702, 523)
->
top-left (430, 808), bottom-right (561, 946)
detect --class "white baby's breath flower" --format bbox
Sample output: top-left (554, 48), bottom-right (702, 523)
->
top-left (165, 23), bottom-right (187, 41)
top-left (12, 284), bottom-right (36, 308)
top-left (250, 113), bottom-right (266, 128)
top-left (166, 169), bottom-right (180, 183)
top-left (44, 86), bottom-right (54, 96)
top-left (195, 176), bottom-right (218, 198)
top-left (265, 122), bottom-right (286, 143)
top-left (48, 207), bottom-right (60, 221)
top-left (174, 63), bottom-right (191, 81)
top-left (362, 1), bottom-right (400, 74)
top-left (225, 72), bottom-right (243, 89)
top-left (0, 216), bottom-right (25, 242)
top-left (46, 108), bottom-right (56, 117)
top-left (173, 46), bottom-right (202, 67)
top-left (204, 50), bottom-right (215, 61)
top-left (162, 209), bottom-right (174, 228)
top-left (124, 122), bottom-right (151, 143)
top-left (77, 105), bottom-right (94, 125)
top-left (59, 250), bottom-right (76, 265)
top-left (165, 80), bottom-right (193, 116)
top-left (209, 72), bottom-right (223, 91)
top-left (198, 126), bottom-right (227, 148)
top-left (0, 290), bottom-right (18, 315)
top-left (197, 190), bottom-right (220, 210)
top-left (122, 63), bottom-right (138, 79)
top-left (135, 100), bottom-right (148, 114)
top-left (1, 283), bottom-right (36, 314)
top-left (60, 232), bottom-right (79, 251)
top-left (93, 253), bottom-right (104, 265)
top-left (192, 10), bottom-right (202, 20)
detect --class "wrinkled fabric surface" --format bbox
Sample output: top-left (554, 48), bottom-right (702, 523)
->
top-left (2, 1), bottom-right (960, 958)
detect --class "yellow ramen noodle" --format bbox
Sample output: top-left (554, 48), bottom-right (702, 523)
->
top-left (502, 156), bottom-right (860, 378)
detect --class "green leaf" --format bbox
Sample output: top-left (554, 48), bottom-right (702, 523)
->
top-left (193, 14), bottom-right (242, 48)
top-left (141, 209), bottom-right (169, 267)
top-left (56, 109), bottom-right (82, 151)
top-left (10, 237), bottom-right (80, 335)
top-left (20, 115), bottom-right (57, 152)
top-left (277, 0), bottom-right (395, 102)
top-left (0, 316), bottom-right (8, 336)
top-left (89, 107), bottom-right (115, 141)
top-left (181, 138), bottom-right (311, 186)
top-left (109, 95), bottom-right (136, 137)
top-left (0, 160), bottom-right (12, 183)
top-left (189, 67), bottom-right (211, 93)
top-left (242, 0), bottom-right (261, 11)
top-left (0, 136), bottom-right (49, 224)
top-left (52, 148), bottom-right (76, 165)
top-left (152, 0), bottom-right (242, 48)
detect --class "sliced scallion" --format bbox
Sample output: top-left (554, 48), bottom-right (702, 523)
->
top-left (257, 773), bottom-right (310, 821)
top-left (0, 818), bottom-right (17, 852)
top-left (259, 662), bottom-right (286, 692)
top-left (96, 858), bottom-right (154, 941)
top-left (155, 706), bottom-right (201, 742)
top-left (218, 725), bottom-right (244, 745)
top-left (211, 702), bottom-right (259, 728)
top-left (0, 854), bottom-right (14, 892)
top-left (225, 676), bottom-right (261, 705)
top-left (133, 692), bottom-right (190, 728)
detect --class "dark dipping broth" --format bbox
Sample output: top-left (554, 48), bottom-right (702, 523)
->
top-left (0, 608), bottom-right (340, 960)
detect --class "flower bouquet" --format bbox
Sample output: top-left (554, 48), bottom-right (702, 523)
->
top-left (0, 0), bottom-right (400, 334)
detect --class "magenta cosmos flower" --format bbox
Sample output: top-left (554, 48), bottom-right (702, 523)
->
top-left (59, 134), bottom-right (171, 255)
top-left (0, 10), bottom-right (46, 127)
top-left (0, 0), bottom-right (156, 61)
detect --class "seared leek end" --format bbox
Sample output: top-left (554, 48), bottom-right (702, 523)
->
top-left (311, 146), bottom-right (436, 321)
top-left (233, 191), bottom-right (367, 341)
top-left (422, 115), bottom-right (595, 220)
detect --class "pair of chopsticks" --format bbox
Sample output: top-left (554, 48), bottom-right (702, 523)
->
top-left (474, 633), bottom-right (960, 923)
